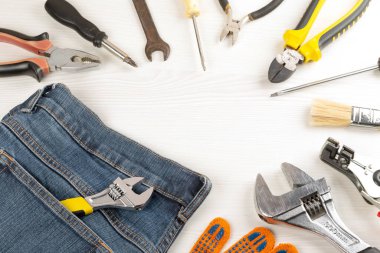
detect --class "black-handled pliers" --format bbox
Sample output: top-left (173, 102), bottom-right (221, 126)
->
top-left (219, 0), bottom-right (284, 45)
top-left (0, 28), bottom-right (100, 82)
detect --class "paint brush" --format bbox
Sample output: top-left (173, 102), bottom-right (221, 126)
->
top-left (310, 99), bottom-right (380, 128)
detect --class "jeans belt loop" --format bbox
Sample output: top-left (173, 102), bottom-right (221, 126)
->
top-left (20, 84), bottom-right (56, 113)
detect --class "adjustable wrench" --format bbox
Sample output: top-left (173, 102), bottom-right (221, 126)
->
top-left (255, 163), bottom-right (380, 253)
top-left (132, 0), bottom-right (170, 61)
top-left (61, 177), bottom-right (154, 217)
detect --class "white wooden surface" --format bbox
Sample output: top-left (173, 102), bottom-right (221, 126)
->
top-left (1, 0), bottom-right (380, 252)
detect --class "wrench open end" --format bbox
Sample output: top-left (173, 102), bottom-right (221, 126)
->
top-left (145, 41), bottom-right (171, 62)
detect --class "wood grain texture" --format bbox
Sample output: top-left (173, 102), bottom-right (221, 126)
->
top-left (1, 0), bottom-right (380, 252)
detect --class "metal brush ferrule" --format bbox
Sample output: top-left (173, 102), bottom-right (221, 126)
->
top-left (351, 107), bottom-right (380, 127)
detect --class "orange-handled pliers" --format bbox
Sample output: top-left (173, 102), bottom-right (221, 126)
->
top-left (0, 28), bottom-right (100, 82)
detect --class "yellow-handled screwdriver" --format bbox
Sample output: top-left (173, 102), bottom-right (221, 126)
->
top-left (183, 0), bottom-right (206, 71)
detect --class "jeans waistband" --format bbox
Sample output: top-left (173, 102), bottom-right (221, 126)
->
top-left (4, 83), bottom-right (211, 220)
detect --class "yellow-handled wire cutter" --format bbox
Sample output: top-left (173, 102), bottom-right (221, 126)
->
top-left (268, 0), bottom-right (371, 83)
top-left (60, 177), bottom-right (154, 217)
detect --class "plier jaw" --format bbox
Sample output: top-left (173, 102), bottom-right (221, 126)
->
top-left (320, 138), bottom-right (380, 210)
top-left (219, 8), bottom-right (241, 46)
top-left (218, 0), bottom-right (284, 46)
top-left (268, 48), bottom-right (304, 83)
top-left (47, 47), bottom-right (100, 72)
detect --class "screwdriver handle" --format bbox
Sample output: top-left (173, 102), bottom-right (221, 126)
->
top-left (45, 0), bottom-right (107, 48)
top-left (184, 0), bottom-right (200, 18)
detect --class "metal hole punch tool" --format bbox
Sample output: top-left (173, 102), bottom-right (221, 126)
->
top-left (219, 0), bottom-right (284, 46)
top-left (255, 163), bottom-right (380, 253)
top-left (60, 177), bottom-right (154, 217)
top-left (45, 0), bottom-right (137, 67)
top-left (321, 138), bottom-right (380, 212)
top-left (268, 0), bottom-right (371, 83)
top-left (0, 28), bottom-right (100, 82)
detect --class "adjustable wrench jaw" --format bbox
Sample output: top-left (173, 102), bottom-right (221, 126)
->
top-left (321, 138), bottom-right (380, 209)
top-left (255, 163), bottom-right (370, 253)
top-left (255, 164), bottom-right (329, 222)
top-left (85, 177), bottom-right (154, 211)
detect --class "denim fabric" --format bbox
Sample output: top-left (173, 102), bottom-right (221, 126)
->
top-left (0, 84), bottom-right (212, 253)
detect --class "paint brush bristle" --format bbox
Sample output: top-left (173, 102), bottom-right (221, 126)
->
top-left (310, 99), bottom-right (352, 127)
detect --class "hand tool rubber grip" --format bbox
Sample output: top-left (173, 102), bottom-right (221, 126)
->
top-left (249, 0), bottom-right (284, 20)
top-left (218, 0), bottom-right (229, 13)
top-left (45, 0), bottom-right (107, 48)
top-left (60, 197), bottom-right (94, 217)
top-left (299, 0), bottom-right (370, 63)
top-left (284, 0), bottom-right (326, 50)
top-left (184, 0), bottom-right (200, 18)
top-left (0, 29), bottom-right (52, 55)
top-left (0, 58), bottom-right (49, 82)
top-left (359, 248), bottom-right (380, 253)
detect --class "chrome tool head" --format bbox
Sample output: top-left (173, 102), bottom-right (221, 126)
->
top-left (47, 47), bottom-right (101, 72)
top-left (255, 163), bottom-right (371, 253)
top-left (268, 48), bottom-right (304, 83)
top-left (220, 9), bottom-right (241, 46)
top-left (321, 138), bottom-right (380, 209)
top-left (86, 177), bottom-right (154, 211)
top-left (255, 163), bottom-right (329, 220)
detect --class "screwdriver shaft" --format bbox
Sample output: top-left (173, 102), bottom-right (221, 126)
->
top-left (102, 39), bottom-right (137, 67)
top-left (271, 65), bottom-right (379, 97)
top-left (192, 16), bottom-right (206, 71)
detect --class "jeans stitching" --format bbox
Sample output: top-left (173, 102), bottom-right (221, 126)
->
top-left (0, 157), bottom-right (97, 246)
top-left (0, 156), bottom-right (111, 252)
top-left (99, 242), bottom-right (113, 253)
top-left (2, 118), bottom-right (95, 195)
top-left (163, 220), bottom-right (183, 253)
top-left (0, 166), bottom-right (7, 175)
top-left (3, 121), bottom-right (111, 251)
top-left (37, 103), bottom-right (188, 207)
top-left (156, 217), bottom-right (178, 252)
top-left (2, 117), bottom-right (154, 253)
top-left (182, 175), bottom-right (212, 218)
top-left (102, 210), bottom-right (156, 253)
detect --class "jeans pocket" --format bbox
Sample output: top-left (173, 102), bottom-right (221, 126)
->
top-left (0, 150), bottom-right (112, 253)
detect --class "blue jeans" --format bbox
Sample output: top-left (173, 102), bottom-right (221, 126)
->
top-left (0, 84), bottom-right (211, 253)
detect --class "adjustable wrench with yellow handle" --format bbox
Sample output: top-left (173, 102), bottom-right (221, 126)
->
top-left (284, 0), bottom-right (370, 63)
top-left (60, 177), bottom-right (154, 217)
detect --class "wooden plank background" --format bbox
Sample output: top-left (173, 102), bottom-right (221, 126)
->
top-left (1, 0), bottom-right (379, 252)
